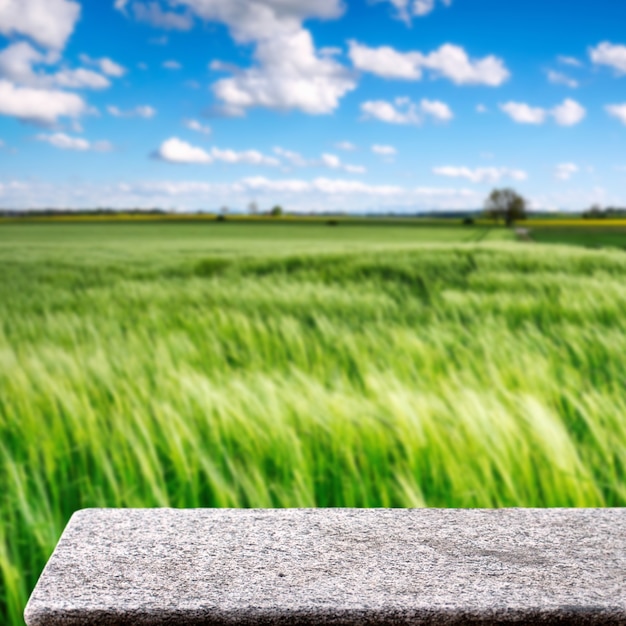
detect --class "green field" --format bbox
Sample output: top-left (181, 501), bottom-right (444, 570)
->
top-left (2, 221), bottom-right (626, 625)
top-left (529, 227), bottom-right (626, 249)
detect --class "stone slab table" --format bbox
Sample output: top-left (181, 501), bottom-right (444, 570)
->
top-left (25, 508), bottom-right (626, 625)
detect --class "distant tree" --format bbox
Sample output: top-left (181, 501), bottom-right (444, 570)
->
top-left (248, 201), bottom-right (259, 216)
top-left (270, 205), bottom-right (283, 217)
top-left (582, 204), bottom-right (605, 219)
top-left (220, 205), bottom-right (229, 216)
top-left (484, 188), bottom-right (527, 227)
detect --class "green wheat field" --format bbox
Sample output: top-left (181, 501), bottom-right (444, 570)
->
top-left (2, 221), bottom-right (626, 625)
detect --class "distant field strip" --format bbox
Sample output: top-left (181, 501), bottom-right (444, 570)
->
top-left (1, 223), bottom-right (625, 625)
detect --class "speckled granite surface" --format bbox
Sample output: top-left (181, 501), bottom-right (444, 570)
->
top-left (25, 508), bottom-right (626, 625)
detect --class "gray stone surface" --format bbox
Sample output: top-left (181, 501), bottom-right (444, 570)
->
top-left (25, 508), bottom-right (626, 625)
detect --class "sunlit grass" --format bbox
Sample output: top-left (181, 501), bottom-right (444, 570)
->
top-left (1, 223), bottom-right (625, 625)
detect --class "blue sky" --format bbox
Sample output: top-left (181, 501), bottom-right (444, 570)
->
top-left (0, 0), bottom-right (625, 212)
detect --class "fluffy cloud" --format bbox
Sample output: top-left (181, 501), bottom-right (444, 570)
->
top-left (558, 55), bottom-right (582, 67)
top-left (349, 41), bottom-right (509, 86)
top-left (79, 54), bottom-right (127, 77)
top-left (0, 42), bottom-right (111, 90)
top-left (361, 97), bottom-right (453, 125)
top-left (554, 163), bottom-right (579, 181)
top-left (273, 147), bottom-right (365, 172)
top-left (0, 0), bottom-right (80, 50)
top-left (500, 102), bottom-right (547, 124)
top-left (36, 133), bottom-right (112, 152)
top-left (0, 176), bottom-right (484, 211)
top-left (372, 144), bottom-right (397, 156)
top-left (381, 0), bottom-right (452, 22)
top-left (500, 99), bottom-right (585, 126)
top-left (211, 29), bottom-right (356, 115)
top-left (54, 68), bottom-right (110, 89)
top-left (184, 119), bottom-right (212, 134)
top-left (131, 2), bottom-right (194, 30)
top-left (212, 147), bottom-right (280, 166)
top-left (108, 105), bottom-right (157, 118)
top-left (547, 70), bottom-right (578, 88)
top-left (0, 79), bottom-right (88, 125)
top-left (320, 153), bottom-right (366, 174)
top-left (273, 146), bottom-right (308, 167)
top-left (122, 0), bottom-right (354, 116)
top-left (433, 166), bottom-right (528, 184)
top-left (154, 138), bottom-right (280, 166)
top-left (552, 99), bottom-right (586, 126)
top-left (154, 137), bottom-right (212, 164)
top-left (420, 98), bottom-right (454, 121)
top-left (348, 42), bottom-right (423, 80)
top-left (335, 141), bottom-right (357, 151)
top-left (606, 103), bottom-right (626, 125)
top-left (589, 42), bottom-right (626, 74)
top-left (172, 0), bottom-right (344, 42)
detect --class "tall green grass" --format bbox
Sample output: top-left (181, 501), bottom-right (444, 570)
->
top-left (1, 223), bottom-right (625, 625)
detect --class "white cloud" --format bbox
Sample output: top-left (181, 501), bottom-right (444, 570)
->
top-left (211, 147), bottom-right (280, 166)
top-left (273, 146), bottom-right (308, 167)
top-left (420, 98), bottom-right (453, 121)
top-left (320, 153), bottom-right (366, 174)
top-left (212, 29), bottom-right (356, 115)
top-left (372, 144), bottom-right (397, 156)
top-left (172, 0), bottom-right (344, 42)
top-left (119, 1), bottom-right (356, 116)
top-left (0, 79), bottom-right (87, 125)
top-left (273, 147), bottom-right (365, 172)
top-left (413, 0), bottom-right (436, 16)
top-left (361, 99), bottom-right (419, 125)
top-left (131, 2), bottom-right (194, 30)
top-left (554, 163), bottom-right (579, 181)
top-left (606, 103), bottom-right (626, 125)
top-left (381, 0), bottom-right (452, 22)
top-left (154, 137), bottom-right (213, 164)
top-left (500, 99), bottom-right (585, 126)
top-left (154, 138), bottom-right (280, 166)
top-left (128, 1), bottom-right (355, 116)
top-left (335, 141), bottom-right (356, 151)
top-left (0, 42), bottom-right (111, 90)
top-left (433, 166), bottom-right (528, 184)
top-left (361, 97), bottom-right (452, 125)
top-left (500, 102), bottom-right (546, 124)
top-left (589, 42), bottom-right (626, 75)
top-left (348, 41), bottom-right (422, 80)
top-left (419, 43), bottom-right (509, 86)
top-left (0, 177), bottom-right (487, 212)
top-left (53, 68), bottom-right (111, 90)
top-left (0, 0), bottom-right (81, 51)
top-left (10, 177), bottom-right (625, 213)
top-left (184, 119), bottom-right (212, 134)
top-left (547, 70), bottom-right (578, 88)
top-left (552, 98), bottom-right (586, 126)
top-left (79, 54), bottom-right (127, 77)
top-left (558, 55), bottom-right (582, 68)
top-left (36, 132), bottom-right (112, 152)
top-left (107, 105), bottom-right (157, 118)
top-left (163, 60), bottom-right (182, 70)
top-left (476, 104), bottom-right (488, 113)
top-left (349, 41), bottom-right (509, 86)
